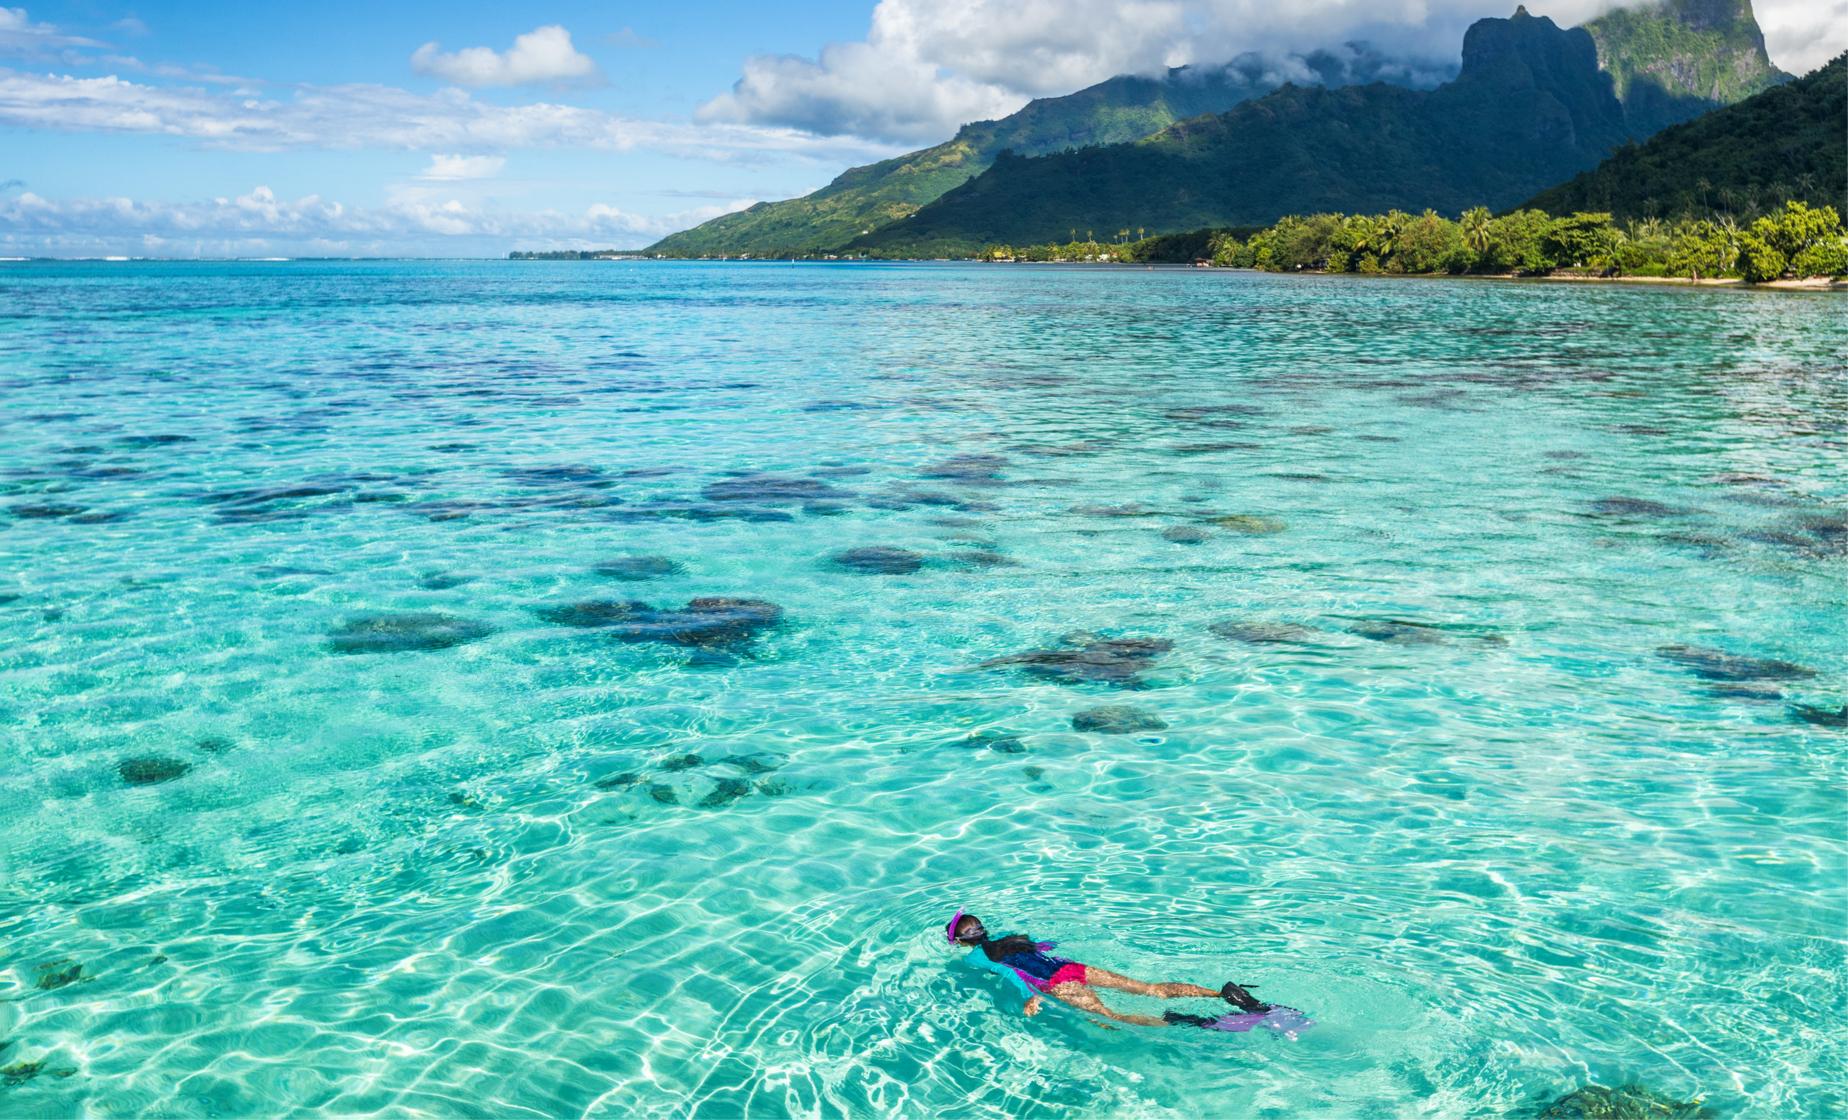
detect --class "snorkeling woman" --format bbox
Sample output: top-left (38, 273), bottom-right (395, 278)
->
top-left (946, 910), bottom-right (1276, 1030)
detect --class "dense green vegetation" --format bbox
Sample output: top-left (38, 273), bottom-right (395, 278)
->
top-left (646, 66), bottom-right (1286, 258)
top-left (1525, 52), bottom-right (1846, 220)
top-left (990, 201), bottom-right (1847, 283)
top-left (1582, 0), bottom-right (1787, 135)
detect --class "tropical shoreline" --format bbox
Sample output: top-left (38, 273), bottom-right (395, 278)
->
top-left (979, 262), bottom-right (1848, 292)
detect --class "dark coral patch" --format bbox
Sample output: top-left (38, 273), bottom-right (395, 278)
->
top-left (1070, 503), bottom-right (1158, 518)
top-left (829, 546), bottom-right (925, 574)
top-left (595, 556), bottom-right (685, 581)
top-left (983, 635), bottom-right (1173, 688)
top-left (959, 730), bottom-right (1027, 754)
top-left (1209, 620), bottom-right (1319, 645)
top-left (33, 961), bottom-right (84, 990)
top-left (1791, 703), bottom-right (1847, 729)
top-left (1207, 514), bottom-right (1286, 534)
top-left (1071, 705), bottom-right (1168, 734)
top-left (702, 475), bottom-right (848, 503)
top-left (922, 454), bottom-right (1009, 482)
top-left (10, 504), bottom-right (87, 519)
top-left (1589, 497), bottom-right (1687, 518)
top-left (537, 597), bottom-right (782, 650)
top-left (118, 755), bottom-right (190, 786)
top-left (945, 549), bottom-right (1017, 570)
top-left (697, 777), bottom-right (754, 809)
top-left (1657, 644), bottom-right (1814, 683)
top-left (1345, 619), bottom-right (1451, 645)
top-left (326, 612), bottom-right (493, 654)
top-left (1538, 1083), bottom-right (1711, 1119)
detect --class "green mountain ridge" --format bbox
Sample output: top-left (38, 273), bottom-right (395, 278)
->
top-left (647, 65), bottom-right (1316, 257)
top-left (849, 2), bottom-right (1788, 256)
top-left (1523, 51), bottom-right (1847, 219)
top-left (1584, 0), bottom-right (1789, 135)
top-left (652, 1), bottom-right (1787, 258)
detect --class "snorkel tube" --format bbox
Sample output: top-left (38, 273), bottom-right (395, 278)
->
top-left (946, 909), bottom-right (968, 944)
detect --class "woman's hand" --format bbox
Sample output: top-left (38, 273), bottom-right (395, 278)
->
top-left (1023, 996), bottom-right (1044, 1018)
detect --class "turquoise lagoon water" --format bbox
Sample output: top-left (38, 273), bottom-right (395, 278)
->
top-left (0, 261), bottom-right (1843, 1118)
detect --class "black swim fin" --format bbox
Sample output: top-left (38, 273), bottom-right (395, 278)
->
top-left (1220, 981), bottom-right (1272, 1013)
top-left (1163, 1011), bottom-right (1218, 1028)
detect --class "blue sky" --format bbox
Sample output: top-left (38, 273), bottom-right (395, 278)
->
top-left (2, 0), bottom-right (1843, 257)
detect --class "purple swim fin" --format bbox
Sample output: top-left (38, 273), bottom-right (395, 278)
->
top-left (1169, 1006), bottom-right (1314, 1035)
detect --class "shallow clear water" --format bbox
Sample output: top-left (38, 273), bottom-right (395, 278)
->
top-left (0, 261), bottom-right (1843, 1118)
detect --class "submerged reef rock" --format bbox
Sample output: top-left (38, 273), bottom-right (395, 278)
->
top-left (326, 612), bottom-right (493, 654)
top-left (1161, 526), bottom-right (1210, 544)
top-left (701, 474), bottom-right (848, 504)
top-left (1345, 619), bottom-right (1452, 645)
top-left (2, 1057), bottom-right (79, 1087)
top-left (33, 961), bottom-right (84, 991)
top-left (537, 597), bottom-right (782, 650)
top-left (959, 730), bottom-right (1028, 754)
top-left (613, 750), bottom-right (788, 809)
top-left (117, 755), bottom-right (190, 787)
top-left (10, 504), bottom-right (88, 519)
top-left (1657, 644), bottom-right (1815, 682)
top-left (417, 572), bottom-right (477, 590)
top-left (1207, 514), bottom-right (1287, 534)
top-left (1589, 497), bottom-right (1688, 518)
top-left (829, 546), bottom-right (925, 574)
top-left (719, 754), bottom-right (783, 775)
top-left (594, 556), bottom-right (684, 581)
top-left (1791, 703), bottom-right (1847, 729)
top-left (1070, 502), bottom-right (1158, 518)
top-left (982, 634), bottom-right (1173, 688)
top-left (1209, 620), bottom-right (1320, 645)
top-left (921, 454), bottom-right (1009, 482)
top-left (945, 549), bottom-right (1017, 570)
top-left (1072, 705), bottom-right (1168, 734)
top-left (1538, 1083), bottom-right (1710, 1119)
top-left (697, 777), bottom-right (754, 809)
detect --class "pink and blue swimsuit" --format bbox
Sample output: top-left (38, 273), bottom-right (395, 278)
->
top-left (966, 935), bottom-right (1089, 995)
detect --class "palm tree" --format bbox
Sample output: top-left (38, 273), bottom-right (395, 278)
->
top-left (1716, 214), bottom-right (1742, 271)
top-left (1461, 207), bottom-right (1492, 256)
top-left (1377, 210), bottom-right (1409, 264)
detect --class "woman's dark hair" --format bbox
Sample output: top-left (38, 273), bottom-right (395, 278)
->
top-left (956, 916), bottom-right (1041, 961)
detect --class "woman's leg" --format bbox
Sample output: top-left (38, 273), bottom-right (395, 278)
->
top-left (1044, 982), bottom-right (1169, 1027)
top-left (1083, 966), bottom-right (1218, 999)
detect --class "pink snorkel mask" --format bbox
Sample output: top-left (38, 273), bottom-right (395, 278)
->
top-left (946, 909), bottom-right (978, 943)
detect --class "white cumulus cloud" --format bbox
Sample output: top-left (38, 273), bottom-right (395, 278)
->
top-left (411, 25), bottom-right (598, 87)
top-left (0, 6), bottom-right (103, 54)
top-left (419, 153), bottom-right (506, 180)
